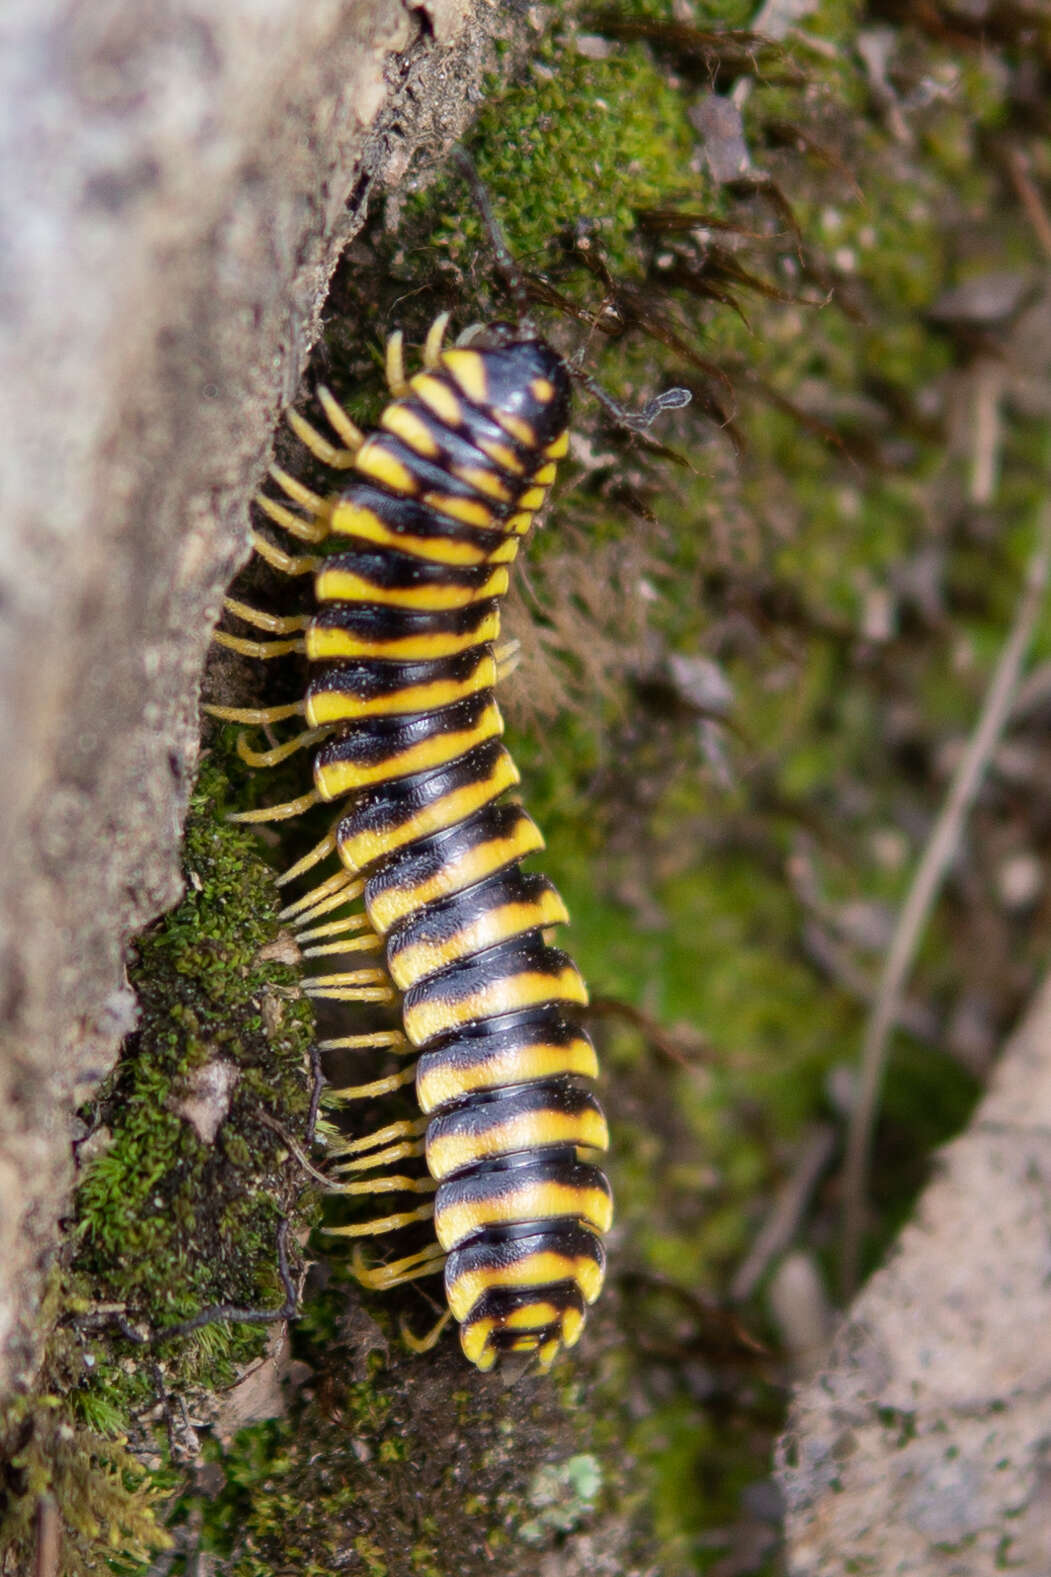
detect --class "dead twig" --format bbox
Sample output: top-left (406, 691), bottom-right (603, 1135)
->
top-left (731, 1123), bottom-right (837, 1302)
top-left (1004, 145), bottom-right (1051, 263)
top-left (841, 497), bottom-right (1051, 1295)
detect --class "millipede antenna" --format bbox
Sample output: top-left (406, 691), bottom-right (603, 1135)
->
top-left (575, 373), bottom-right (693, 433)
top-left (449, 147), bottom-right (691, 433)
top-left (450, 146), bottom-right (538, 336)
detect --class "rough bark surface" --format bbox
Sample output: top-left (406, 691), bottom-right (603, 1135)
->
top-left (778, 972), bottom-right (1051, 1574)
top-left (0, 0), bottom-right (497, 1404)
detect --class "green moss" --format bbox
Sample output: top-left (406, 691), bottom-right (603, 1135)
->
top-left (425, 28), bottom-right (697, 280)
top-left (1, 753), bottom-right (321, 1574)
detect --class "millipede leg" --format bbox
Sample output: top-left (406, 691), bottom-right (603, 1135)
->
top-left (317, 386), bottom-right (365, 454)
top-left (294, 912), bottom-right (372, 944)
top-left (422, 312), bottom-right (452, 369)
top-left (330, 1117), bottom-right (427, 1156)
top-left (303, 967), bottom-right (394, 1003)
top-left (213, 630), bottom-right (306, 660)
top-left (285, 884), bottom-right (367, 930)
top-left (385, 330), bottom-right (408, 397)
top-left (229, 789), bottom-right (320, 824)
top-left (255, 492), bottom-right (328, 544)
top-left (324, 1203), bottom-right (435, 1238)
top-left (329, 1166), bottom-right (432, 1192)
top-left (299, 933), bottom-right (383, 959)
top-left (352, 1241), bottom-right (446, 1290)
top-left (236, 727), bottom-right (329, 769)
top-left (286, 407), bottom-right (358, 470)
top-left (326, 1064), bottom-right (417, 1101)
top-left (267, 464), bottom-right (331, 529)
top-left (251, 531), bottom-right (319, 577)
top-left (276, 834), bottom-right (342, 889)
top-left (317, 1030), bottom-right (412, 1055)
top-left (223, 597), bottom-right (311, 636)
top-left (401, 1309), bottom-right (453, 1354)
top-left (203, 701), bottom-right (304, 726)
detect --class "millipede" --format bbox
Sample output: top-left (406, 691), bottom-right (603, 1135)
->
top-left (206, 153), bottom-right (688, 1372)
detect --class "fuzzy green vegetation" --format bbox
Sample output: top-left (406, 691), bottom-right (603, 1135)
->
top-left (0, 1274), bottom-right (172, 1577)
top-left (0, 757), bottom-right (321, 1574)
top-left (420, 23), bottom-right (697, 284)
top-left (76, 755), bottom-right (318, 1359)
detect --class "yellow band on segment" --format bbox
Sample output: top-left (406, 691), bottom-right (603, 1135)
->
top-left (419, 493), bottom-right (501, 529)
top-left (409, 372), bottom-right (464, 428)
top-left (496, 412), bottom-right (536, 447)
top-left (328, 500), bottom-right (496, 567)
top-left (336, 751), bottom-right (521, 873)
top-left (435, 1177), bottom-right (613, 1253)
top-left (306, 656), bottom-right (496, 728)
top-left (389, 890), bottom-right (569, 991)
top-left (306, 608), bottom-right (501, 663)
top-left (315, 564), bottom-right (509, 612)
top-left (427, 1105), bottom-right (609, 1185)
top-left (314, 700), bottom-right (504, 801)
top-left (415, 1035), bottom-right (597, 1115)
top-left (446, 1250), bottom-right (603, 1322)
top-left (354, 438), bottom-right (419, 495)
top-left (476, 436), bottom-right (525, 474)
top-left (365, 819), bottom-right (545, 937)
top-left (402, 961), bottom-right (588, 1048)
top-left (380, 403), bottom-right (442, 459)
top-left (451, 464), bottom-right (513, 503)
top-left (440, 348), bottom-right (489, 404)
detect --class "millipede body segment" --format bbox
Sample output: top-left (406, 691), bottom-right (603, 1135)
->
top-left (212, 319), bottom-right (612, 1372)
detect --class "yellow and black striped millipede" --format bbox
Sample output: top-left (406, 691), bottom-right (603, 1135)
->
top-left (208, 314), bottom-right (615, 1372)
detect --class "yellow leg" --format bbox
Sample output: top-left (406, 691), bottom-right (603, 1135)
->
top-left (254, 491), bottom-right (327, 544)
top-left (300, 933), bottom-right (383, 958)
top-left (287, 886), bottom-right (368, 930)
top-left (276, 834), bottom-right (341, 889)
top-left (330, 1161), bottom-right (431, 1189)
top-left (280, 878), bottom-right (364, 927)
top-left (352, 1241), bottom-right (446, 1290)
top-left (287, 407), bottom-right (358, 470)
top-left (329, 1141), bottom-right (422, 1179)
top-left (423, 312), bottom-right (452, 370)
top-left (318, 1029), bottom-right (411, 1055)
top-left (202, 701), bottom-right (304, 726)
top-left (294, 912), bottom-right (371, 943)
top-left (268, 463), bottom-right (331, 529)
top-left (401, 1309), bottom-right (453, 1354)
top-left (213, 630), bottom-right (305, 659)
top-left (385, 330), bottom-right (408, 396)
top-left (229, 789), bottom-right (320, 823)
top-left (223, 597), bottom-right (310, 636)
top-left (317, 386), bottom-right (365, 453)
top-left (236, 727), bottom-right (329, 769)
top-left (330, 1117), bottom-right (427, 1156)
top-left (303, 967), bottom-right (394, 1003)
top-left (325, 1203), bottom-right (435, 1238)
top-left (251, 530), bottom-right (319, 577)
top-left (327, 1064), bottom-right (417, 1101)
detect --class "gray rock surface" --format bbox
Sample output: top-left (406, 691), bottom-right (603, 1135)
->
top-left (778, 972), bottom-right (1051, 1574)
